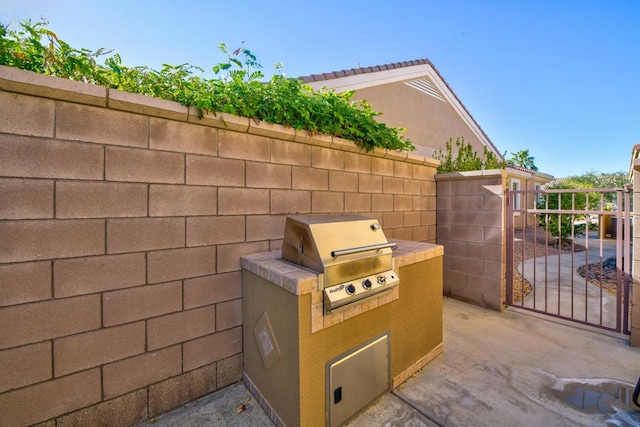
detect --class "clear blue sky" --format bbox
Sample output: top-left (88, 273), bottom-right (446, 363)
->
top-left (2, 0), bottom-right (638, 178)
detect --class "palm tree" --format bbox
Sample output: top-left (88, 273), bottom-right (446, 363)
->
top-left (508, 149), bottom-right (538, 171)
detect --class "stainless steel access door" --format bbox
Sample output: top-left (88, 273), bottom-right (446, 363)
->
top-left (326, 333), bottom-right (390, 427)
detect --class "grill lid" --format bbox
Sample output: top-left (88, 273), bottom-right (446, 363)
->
top-left (282, 214), bottom-right (396, 288)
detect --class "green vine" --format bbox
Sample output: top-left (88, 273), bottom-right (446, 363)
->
top-left (0, 19), bottom-right (414, 152)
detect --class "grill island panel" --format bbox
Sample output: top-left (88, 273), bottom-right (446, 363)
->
top-left (241, 238), bottom-right (444, 426)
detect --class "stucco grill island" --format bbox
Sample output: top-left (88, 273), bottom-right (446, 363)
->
top-left (241, 214), bottom-right (444, 426)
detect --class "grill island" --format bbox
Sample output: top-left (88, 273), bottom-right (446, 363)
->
top-left (241, 214), bottom-right (444, 426)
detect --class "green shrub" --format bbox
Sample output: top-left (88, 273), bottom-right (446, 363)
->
top-left (536, 184), bottom-right (590, 239)
top-left (433, 136), bottom-right (505, 173)
top-left (0, 19), bottom-right (415, 153)
top-left (538, 173), bottom-right (627, 240)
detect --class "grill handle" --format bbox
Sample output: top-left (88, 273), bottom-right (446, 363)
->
top-left (331, 242), bottom-right (396, 258)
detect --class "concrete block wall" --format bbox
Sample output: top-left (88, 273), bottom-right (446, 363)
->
top-left (435, 170), bottom-right (507, 311)
top-left (0, 65), bottom-right (437, 426)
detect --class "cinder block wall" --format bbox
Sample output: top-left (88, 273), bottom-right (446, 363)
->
top-left (0, 65), bottom-right (437, 426)
top-left (435, 170), bottom-right (507, 311)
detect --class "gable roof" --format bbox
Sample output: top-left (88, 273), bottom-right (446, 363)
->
top-left (299, 59), bottom-right (503, 159)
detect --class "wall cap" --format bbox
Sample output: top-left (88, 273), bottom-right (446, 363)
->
top-left (0, 65), bottom-right (434, 164)
top-left (435, 169), bottom-right (507, 181)
top-left (108, 88), bottom-right (188, 121)
top-left (0, 65), bottom-right (106, 107)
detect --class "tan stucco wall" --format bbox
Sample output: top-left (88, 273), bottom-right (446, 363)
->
top-left (508, 172), bottom-right (550, 228)
top-left (353, 80), bottom-right (486, 158)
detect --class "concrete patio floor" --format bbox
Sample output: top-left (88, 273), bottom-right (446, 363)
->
top-left (140, 297), bottom-right (640, 427)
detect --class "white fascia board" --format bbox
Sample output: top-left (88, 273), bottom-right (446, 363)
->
top-left (305, 63), bottom-right (500, 157)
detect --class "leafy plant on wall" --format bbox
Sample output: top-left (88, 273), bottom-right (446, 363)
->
top-left (433, 137), bottom-right (505, 173)
top-left (0, 19), bottom-right (415, 153)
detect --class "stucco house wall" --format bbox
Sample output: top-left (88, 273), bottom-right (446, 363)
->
top-left (353, 81), bottom-right (486, 158)
top-left (507, 167), bottom-right (554, 228)
top-left (301, 59), bottom-right (503, 163)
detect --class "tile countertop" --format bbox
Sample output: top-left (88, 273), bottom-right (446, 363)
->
top-left (240, 240), bottom-right (443, 297)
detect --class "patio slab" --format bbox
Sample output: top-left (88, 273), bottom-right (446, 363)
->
top-left (393, 298), bottom-right (639, 426)
top-left (138, 380), bottom-right (272, 426)
top-left (139, 297), bottom-right (640, 426)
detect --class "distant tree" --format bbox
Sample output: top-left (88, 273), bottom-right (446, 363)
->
top-left (537, 170), bottom-right (629, 239)
top-left (563, 170), bottom-right (629, 205)
top-left (508, 149), bottom-right (538, 171)
top-left (565, 170), bottom-right (629, 189)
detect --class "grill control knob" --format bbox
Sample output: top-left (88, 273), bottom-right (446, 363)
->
top-left (362, 279), bottom-right (372, 289)
top-left (377, 276), bottom-right (387, 285)
top-left (346, 284), bottom-right (356, 295)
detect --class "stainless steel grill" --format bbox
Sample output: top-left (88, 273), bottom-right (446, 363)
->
top-left (282, 214), bottom-right (400, 311)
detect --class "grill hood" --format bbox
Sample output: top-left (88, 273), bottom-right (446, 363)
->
top-left (282, 214), bottom-right (395, 288)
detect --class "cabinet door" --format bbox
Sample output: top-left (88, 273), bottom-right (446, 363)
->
top-left (327, 333), bottom-right (390, 426)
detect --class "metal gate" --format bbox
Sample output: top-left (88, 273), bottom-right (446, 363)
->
top-left (506, 186), bottom-right (632, 335)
